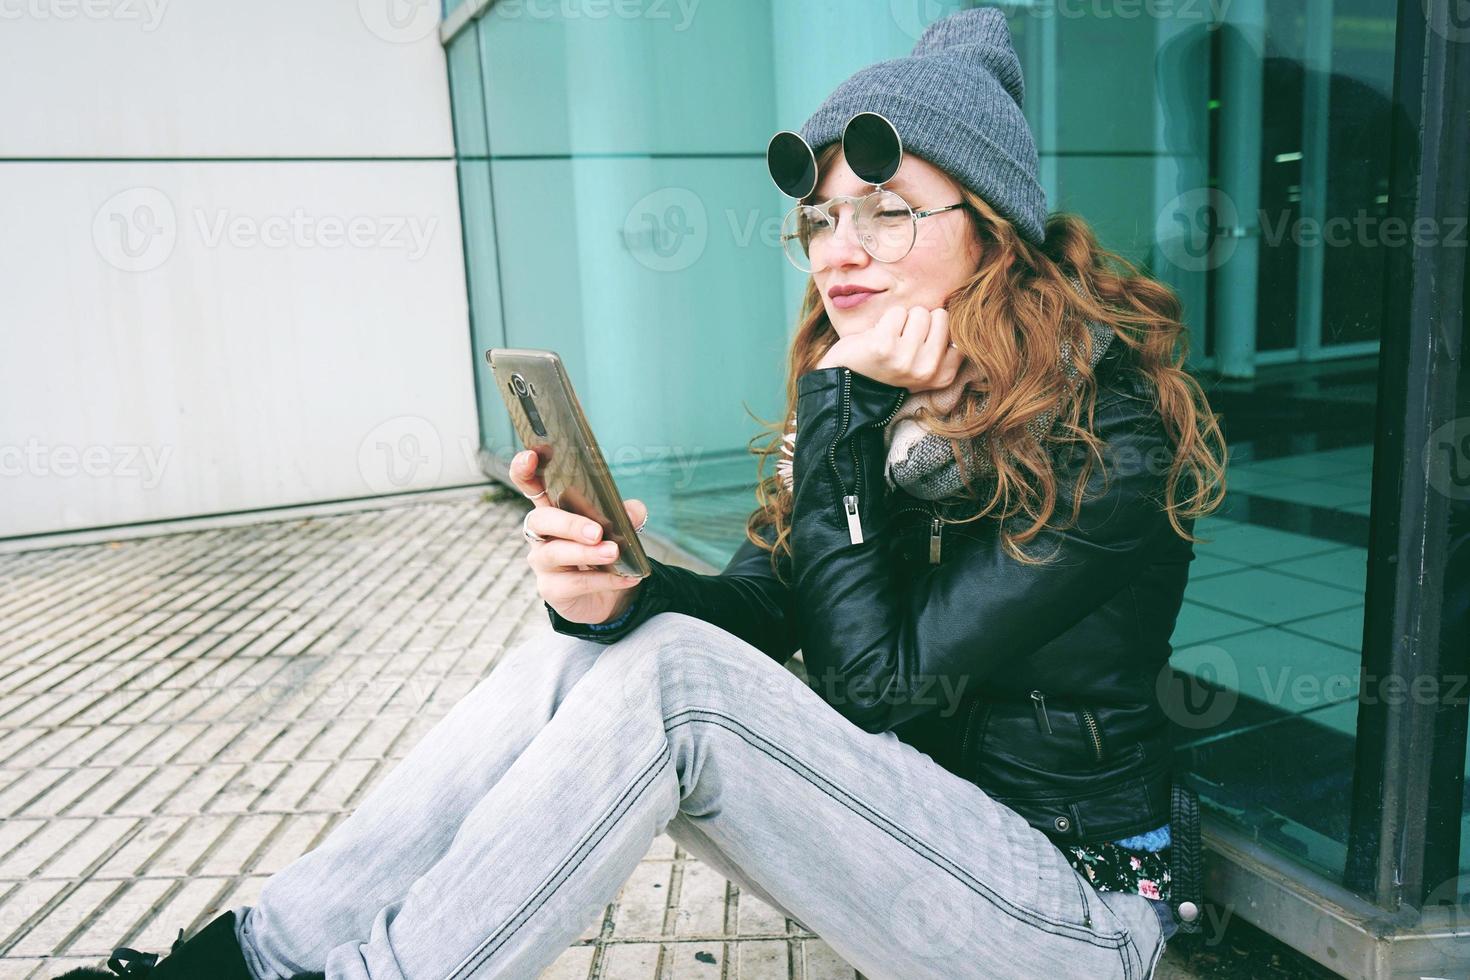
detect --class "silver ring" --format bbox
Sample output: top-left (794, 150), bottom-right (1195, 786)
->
top-left (524, 488), bottom-right (547, 500)
top-left (633, 515), bottom-right (648, 534)
top-left (522, 510), bottom-right (547, 544)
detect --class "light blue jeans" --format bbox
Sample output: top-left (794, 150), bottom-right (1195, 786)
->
top-left (233, 612), bottom-right (1169, 979)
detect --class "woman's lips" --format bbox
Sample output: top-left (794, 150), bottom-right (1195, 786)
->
top-left (831, 289), bottom-right (883, 310)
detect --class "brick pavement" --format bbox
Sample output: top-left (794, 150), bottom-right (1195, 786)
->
top-left (0, 488), bottom-right (1215, 979)
top-left (0, 490), bottom-right (862, 979)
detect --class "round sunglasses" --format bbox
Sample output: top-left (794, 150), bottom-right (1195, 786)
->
top-left (767, 111), bottom-right (970, 272)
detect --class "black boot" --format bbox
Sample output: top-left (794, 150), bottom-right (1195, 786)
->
top-left (51, 909), bottom-right (324, 979)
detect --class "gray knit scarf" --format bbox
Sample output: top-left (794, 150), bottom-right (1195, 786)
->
top-left (778, 285), bottom-right (1115, 503)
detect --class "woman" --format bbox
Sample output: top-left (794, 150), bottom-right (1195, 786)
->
top-left (62, 9), bottom-right (1225, 980)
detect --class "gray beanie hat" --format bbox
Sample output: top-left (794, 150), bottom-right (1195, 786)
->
top-left (798, 8), bottom-right (1048, 245)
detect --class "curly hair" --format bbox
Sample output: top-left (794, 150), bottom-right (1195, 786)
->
top-left (741, 141), bottom-right (1229, 580)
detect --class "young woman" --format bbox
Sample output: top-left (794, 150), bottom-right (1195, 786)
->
top-left (62, 9), bottom-right (1225, 980)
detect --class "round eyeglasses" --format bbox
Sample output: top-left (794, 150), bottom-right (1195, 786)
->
top-left (779, 188), bottom-right (970, 273)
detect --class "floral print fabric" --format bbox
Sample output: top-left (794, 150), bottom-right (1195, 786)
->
top-left (1064, 840), bottom-right (1172, 902)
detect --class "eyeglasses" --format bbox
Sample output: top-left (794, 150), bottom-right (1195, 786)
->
top-left (766, 111), bottom-right (970, 273)
top-left (779, 189), bottom-right (969, 272)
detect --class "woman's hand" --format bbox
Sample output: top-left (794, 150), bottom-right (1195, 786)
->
top-left (509, 448), bottom-right (646, 627)
top-left (815, 305), bottom-right (964, 392)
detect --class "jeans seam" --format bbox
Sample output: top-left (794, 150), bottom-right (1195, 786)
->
top-left (1141, 912), bottom-right (1168, 978)
top-left (667, 706), bottom-right (1131, 952)
top-left (1120, 898), bottom-right (1173, 980)
top-left (449, 743), bottom-right (671, 979)
top-left (446, 695), bottom-right (1133, 980)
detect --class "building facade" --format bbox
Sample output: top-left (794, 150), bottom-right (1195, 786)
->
top-left (1, 1), bottom-right (1464, 975)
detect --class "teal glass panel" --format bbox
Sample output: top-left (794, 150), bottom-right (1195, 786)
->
top-left (488, 155), bottom-right (791, 566)
top-left (476, 1), bottom-right (774, 157)
top-left (445, 26), bottom-right (487, 158)
top-left (452, 1), bottom-right (973, 567)
top-left (1018, 0), bottom-right (1395, 889)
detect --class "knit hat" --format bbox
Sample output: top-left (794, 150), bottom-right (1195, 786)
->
top-left (796, 7), bottom-right (1047, 245)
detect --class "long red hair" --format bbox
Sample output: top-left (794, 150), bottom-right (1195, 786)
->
top-left (742, 141), bottom-right (1228, 579)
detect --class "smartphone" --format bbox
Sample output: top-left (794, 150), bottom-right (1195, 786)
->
top-left (487, 347), bottom-right (652, 579)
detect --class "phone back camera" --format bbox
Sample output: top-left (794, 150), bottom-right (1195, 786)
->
top-left (509, 374), bottom-right (549, 438)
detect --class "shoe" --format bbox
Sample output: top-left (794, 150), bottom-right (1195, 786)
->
top-left (50, 909), bottom-right (325, 979)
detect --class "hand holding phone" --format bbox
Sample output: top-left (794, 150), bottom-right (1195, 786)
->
top-left (489, 347), bottom-right (652, 627)
top-left (509, 447), bottom-right (646, 627)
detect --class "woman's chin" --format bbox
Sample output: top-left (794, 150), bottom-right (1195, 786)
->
top-left (829, 308), bottom-right (880, 335)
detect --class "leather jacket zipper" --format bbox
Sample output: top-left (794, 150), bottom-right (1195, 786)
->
top-left (832, 368), bottom-right (908, 545)
top-left (829, 370), bottom-right (856, 540)
top-left (1080, 706), bottom-right (1104, 762)
top-left (1029, 690), bottom-right (1053, 734)
top-left (893, 501), bottom-right (943, 564)
top-left (1033, 690), bottom-right (1105, 762)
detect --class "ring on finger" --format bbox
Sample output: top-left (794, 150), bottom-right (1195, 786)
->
top-left (522, 510), bottom-right (547, 543)
top-left (633, 514), bottom-right (648, 534)
top-left (524, 488), bottom-right (547, 500)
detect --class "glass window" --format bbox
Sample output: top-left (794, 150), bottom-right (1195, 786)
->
top-left (446, 0), bottom-right (1400, 886)
top-left (1139, 0), bottom-right (1393, 885)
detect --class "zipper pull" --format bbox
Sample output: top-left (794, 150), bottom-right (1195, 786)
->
top-left (928, 517), bottom-right (943, 564)
top-left (1030, 690), bottom-right (1053, 734)
top-left (843, 494), bottom-right (863, 544)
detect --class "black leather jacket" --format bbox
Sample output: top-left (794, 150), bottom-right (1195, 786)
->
top-left (547, 341), bottom-right (1192, 850)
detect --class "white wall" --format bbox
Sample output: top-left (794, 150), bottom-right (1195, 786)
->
top-left (0, 0), bottom-right (481, 537)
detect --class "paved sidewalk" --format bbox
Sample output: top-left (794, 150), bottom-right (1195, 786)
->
top-left (0, 489), bottom-right (1289, 979)
top-left (0, 490), bottom-right (863, 979)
